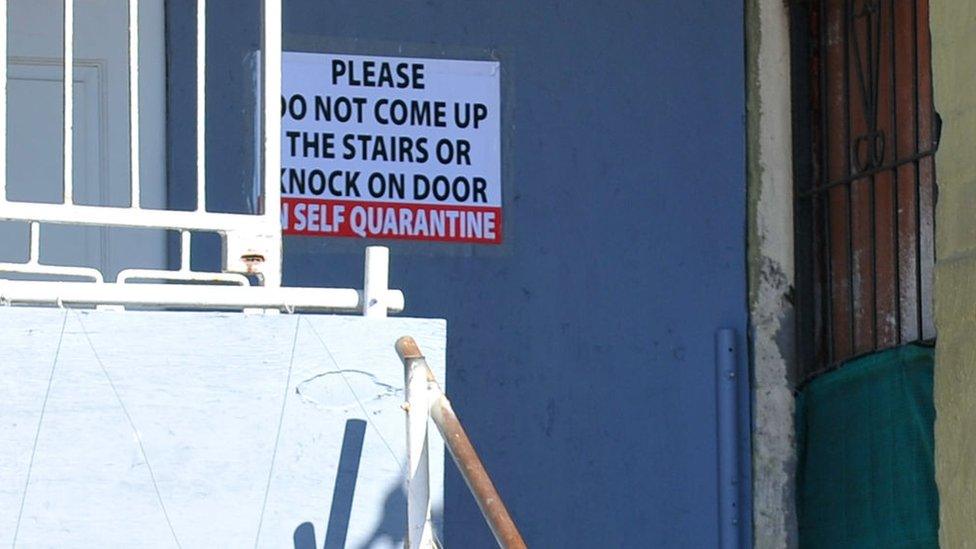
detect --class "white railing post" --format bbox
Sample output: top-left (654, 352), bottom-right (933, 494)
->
top-left (63, 0), bottom-right (74, 204)
top-left (396, 337), bottom-right (527, 549)
top-left (180, 230), bottom-right (191, 272)
top-left (128, 0), bottom-right (140, 208)
top-left (29, 221), bottom-right (39, 263)
top-left (257, 0), bottom-right (282, 288)
top-left (262, 0), bottom-right (281, 215)
top-left (363, 246), bottom-right (390, 318)
top-left (0, 0), bottom-right (7, 204)
top-left (399, 338), bottom-right (435, 549)
top-left (195, 0), bottom-right (206, 212)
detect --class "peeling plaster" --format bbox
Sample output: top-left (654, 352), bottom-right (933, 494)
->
top-left (747, 0), bottom-right (798, 547)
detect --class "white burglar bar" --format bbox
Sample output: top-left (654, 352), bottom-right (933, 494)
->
top-left (129, 0), bottom-right (141, 208)
top-left (0, 0), bottom-right (6, 206)
top-left (0, 1), bottom-right (402, 315)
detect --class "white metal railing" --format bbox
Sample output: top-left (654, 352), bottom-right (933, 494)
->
top-left (0, 0), bottom-right (402, 315)
top-left (0, 1), bottom-right (6, 206)
top-left (396, 337), bottom-right (526, 549)
top-left (63, 0), bottom-right (73, 205)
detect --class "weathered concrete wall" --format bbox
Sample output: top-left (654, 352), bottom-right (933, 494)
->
top-left (931, 3), bottom-right (976, 547)
top-left (746, 0), bottom-right (798, 547)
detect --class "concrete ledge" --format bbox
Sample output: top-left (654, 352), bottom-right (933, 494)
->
top-left (0, 308), bottom-right (446, 547)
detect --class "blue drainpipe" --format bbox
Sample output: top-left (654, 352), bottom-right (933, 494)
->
top-left (716, 328), bottom-right (741, 549)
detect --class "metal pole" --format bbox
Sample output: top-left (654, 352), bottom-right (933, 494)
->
top-left (128, 0), bottom-right (141, 208)
top-left (195, 0), bottom-right (206, 212)
top-left (716, 328), bottom-right (740, 549)
top-left (63, 0), bottom-right (74, 205)
top-left (260, 0), bottom-right (282, 288)
top-left (400, 336), bottom-right (434, 548)
top-left (395, 337), bottom-right (527, 549)
top-left (0, 0), bottom-right (7, 204)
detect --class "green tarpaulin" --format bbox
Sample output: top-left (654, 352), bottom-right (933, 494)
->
top-left (796, 345), bottom-right (939, 548)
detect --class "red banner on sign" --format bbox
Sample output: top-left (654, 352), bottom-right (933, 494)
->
top-left (281, 197), bottom-right (502, 244)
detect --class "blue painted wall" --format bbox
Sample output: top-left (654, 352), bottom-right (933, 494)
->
top-left (172, 1), bottom-right (751, 546)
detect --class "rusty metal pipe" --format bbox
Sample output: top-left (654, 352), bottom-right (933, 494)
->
top-left (429, 392), bottom-right (527, 549)
top-left (395, 336), bottom-right (527, 549)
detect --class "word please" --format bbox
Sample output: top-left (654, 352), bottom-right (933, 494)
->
top-left (331, 58), bottom-right (425, 89)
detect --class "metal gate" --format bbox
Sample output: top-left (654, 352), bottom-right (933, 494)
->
top-left (793, 0), bottom-right (937, 379)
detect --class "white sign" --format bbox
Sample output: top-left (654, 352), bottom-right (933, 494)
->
top-left (281, 52), bottom-right (502, 244)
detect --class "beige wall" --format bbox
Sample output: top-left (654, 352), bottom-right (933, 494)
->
top-left (931, 3), bottom-right (976, 547)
